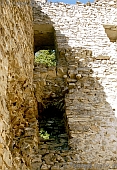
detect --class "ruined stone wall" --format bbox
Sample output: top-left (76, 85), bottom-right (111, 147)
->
top-left (1, 1), bottom-right (39, 169)
top-left (33, 1), bottom-right (117, 169)
top-left (0, 2), bottom-right (12, 169)
top-left (1, 0), bottom-right (117, 169)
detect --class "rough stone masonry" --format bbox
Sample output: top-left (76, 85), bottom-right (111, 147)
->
top-left (1, 0), bottom-right (117, 169)
top-left (0, 0), bottom-right (38, 169)
top-left (33, 0), bottom-right (117, 169)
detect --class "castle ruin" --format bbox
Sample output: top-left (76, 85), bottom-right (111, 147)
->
top-left (1, 0), bottom-right (117, 169)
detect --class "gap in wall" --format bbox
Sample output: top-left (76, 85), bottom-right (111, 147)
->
top-left (34, 23), bottom-right (70, 151)
top-left (38, 100), bottom-right (70, 151)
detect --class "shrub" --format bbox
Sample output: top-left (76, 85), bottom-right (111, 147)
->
top-left (35, 50), bottom-right (56, 66)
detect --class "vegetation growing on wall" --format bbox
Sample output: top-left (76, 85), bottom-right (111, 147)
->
top-left (35, 50), bottom-right (56, 66)
top-left (39, 128), bottom-right (50, 139)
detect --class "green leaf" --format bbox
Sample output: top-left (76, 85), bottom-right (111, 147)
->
top-left (35, 50), bottom-right (56, 67)
top-left (39, 128), bottom-right (50, 139)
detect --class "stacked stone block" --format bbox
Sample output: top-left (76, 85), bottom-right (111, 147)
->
top-left (1, 1), bottom-right (38, 169)
top-left (33, 0), bottom-right (117, 169)
top-left (1, 0), bottom-right (117, 169)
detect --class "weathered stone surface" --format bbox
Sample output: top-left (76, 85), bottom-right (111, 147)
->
top-left (41, 164), bottom-right (50, 170)
top-left (51, 165), bottom-right (60, 170)
top-left (33, 0), bottom-right (117, 169)
top-left (1, 0), bottom-right (117, 169)
top-left (1, 0), bottom-right (38, 169)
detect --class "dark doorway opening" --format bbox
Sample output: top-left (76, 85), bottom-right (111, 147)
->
top-left (38, 102), bottom-right (70, 151)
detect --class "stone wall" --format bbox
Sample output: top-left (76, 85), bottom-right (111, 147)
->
top-left (0, 2), bottom-right (12, 169)
top-left (33, 1), bottom-right (117, 169)
top-left (1, 1), bottom-right (38, 169)
top-left (1, 0), bottom-right (117, 169)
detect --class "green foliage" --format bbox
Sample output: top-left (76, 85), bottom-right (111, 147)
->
top-left (35, 50), bottom-right (56, 66)
top-left (39, 128), bottom-right (50, 140)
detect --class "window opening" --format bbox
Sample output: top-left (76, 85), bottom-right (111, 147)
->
top-left (34, 24), bottom-right (57, 67)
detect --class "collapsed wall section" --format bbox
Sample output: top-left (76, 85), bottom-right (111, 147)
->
top-left (1, 1), bottom-right (38, 169)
